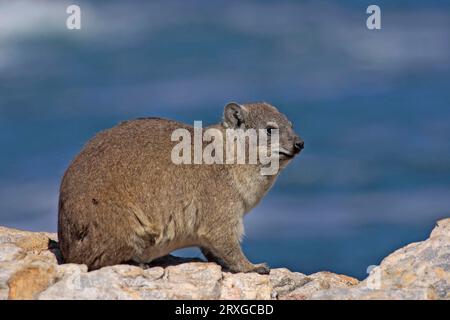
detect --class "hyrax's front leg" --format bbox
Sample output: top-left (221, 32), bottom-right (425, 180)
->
top-left (201, 232), bottom-right (269, 275)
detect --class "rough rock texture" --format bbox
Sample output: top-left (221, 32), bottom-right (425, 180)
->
top-left (0, 218), bottom-right (449, 300)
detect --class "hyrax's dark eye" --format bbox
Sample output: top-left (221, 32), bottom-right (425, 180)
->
top-left (266, 127), bottom-right (274, 136)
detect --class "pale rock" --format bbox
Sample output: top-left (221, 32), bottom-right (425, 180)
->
top-left (0, 243), bottom-right (23, 262)
top-left (220, 272), bottom-right (272, 299)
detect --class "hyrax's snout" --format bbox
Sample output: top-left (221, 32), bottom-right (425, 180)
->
top-left (293, 136), bottom-right (305, 154)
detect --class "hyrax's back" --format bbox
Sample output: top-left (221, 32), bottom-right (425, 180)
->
top-left (58, 118), bottom-right (230, 270)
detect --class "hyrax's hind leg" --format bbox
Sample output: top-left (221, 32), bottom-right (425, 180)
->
top-left (58, 196), bottom-right (160, 271)
top-left (200, 228), bottom-right (269, 275)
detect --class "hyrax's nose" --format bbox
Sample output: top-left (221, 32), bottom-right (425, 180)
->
top-left (294, 138), bottom-right (304, 153)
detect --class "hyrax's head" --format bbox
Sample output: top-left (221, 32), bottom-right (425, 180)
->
top-left (223, 102), bottom-right (304, 164)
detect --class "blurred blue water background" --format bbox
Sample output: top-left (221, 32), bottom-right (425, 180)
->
top-left (0, 0), bottom-right (449, 279)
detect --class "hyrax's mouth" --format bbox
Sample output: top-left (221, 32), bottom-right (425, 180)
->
top-left (277, 150), bottom-right (295, 158)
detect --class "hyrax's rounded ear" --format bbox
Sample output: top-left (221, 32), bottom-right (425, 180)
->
top-left (223, 102), bottom-right (247, 128)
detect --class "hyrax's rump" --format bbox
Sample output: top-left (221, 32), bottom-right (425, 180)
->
top-left (58, 102), bottom-right (304, 273)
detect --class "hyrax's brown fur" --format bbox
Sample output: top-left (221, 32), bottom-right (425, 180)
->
top-left (58, 102), bottom-right (304, 274)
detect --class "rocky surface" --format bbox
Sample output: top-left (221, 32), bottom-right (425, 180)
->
top-left (0, 218), bottom-right (449, 300)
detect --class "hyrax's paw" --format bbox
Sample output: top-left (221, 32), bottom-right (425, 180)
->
top-left (251, 263), bottom-right (270, 275)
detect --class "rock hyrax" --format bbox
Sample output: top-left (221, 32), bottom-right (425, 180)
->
top-left (58, 102), bottom-right (304, 274)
